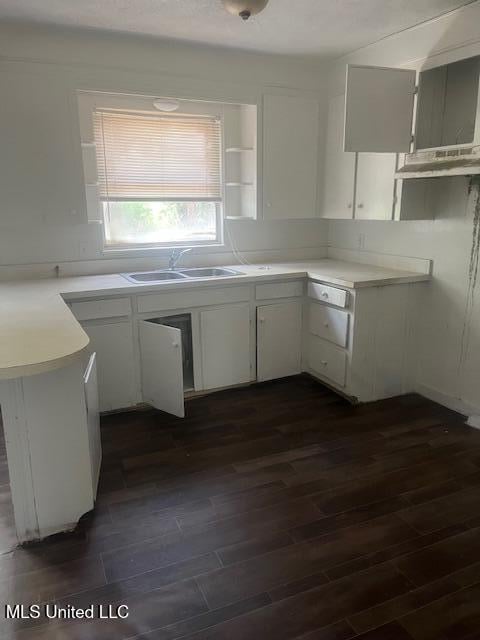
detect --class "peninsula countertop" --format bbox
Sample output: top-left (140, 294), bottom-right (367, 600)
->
top-left (0, 259), bottom-right (431, 380)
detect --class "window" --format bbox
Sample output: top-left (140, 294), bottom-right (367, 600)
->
top-left (93, 110), bottom-right (223, 249)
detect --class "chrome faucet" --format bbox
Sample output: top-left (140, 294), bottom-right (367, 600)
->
top-left (168, 247), bottom-right (192, 270)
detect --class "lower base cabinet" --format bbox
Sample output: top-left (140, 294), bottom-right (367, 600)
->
top-left (257, 301), bottom-right (302, 382)
top-left (83, 321), bottom-right (136, 412)
top-left (75, 277), bottom-right (416, 420)
top-left (0, 357), bottom-right (101, 542)
top-left (200, 304), bottom-right (252, 390)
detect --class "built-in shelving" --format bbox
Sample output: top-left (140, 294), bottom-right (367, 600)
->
top-left (223, 104), bottom-right (257, 221)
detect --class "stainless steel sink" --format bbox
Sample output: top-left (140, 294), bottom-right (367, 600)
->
top-left (179, 268), bottom-right (244, 278)
top-left (122, 267), bottom-right (244, 284)
top-left (122, 271), bottom-right (188, 283)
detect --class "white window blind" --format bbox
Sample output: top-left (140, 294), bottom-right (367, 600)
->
top-left (93, 110), bottom-right (222, 201)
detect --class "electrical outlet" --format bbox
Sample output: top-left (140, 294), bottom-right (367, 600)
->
top-left (358, 233), bottom-right (366, 250)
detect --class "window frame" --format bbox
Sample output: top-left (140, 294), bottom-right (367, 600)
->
top-left (78, 91), bottom-right (227, 253)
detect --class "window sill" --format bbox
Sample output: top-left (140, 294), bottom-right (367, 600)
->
top-left (101, 243), bottom-right (225, 258)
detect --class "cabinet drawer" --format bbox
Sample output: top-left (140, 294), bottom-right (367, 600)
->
top-left (70, 297), bottom-right (131, 321)
top-left (138, 286), bottom-right (250, 313)
top-left (256, 281), bottom-right (303, 300)
top-left (308, 336), bottom-right (347, 387)
top-left (309, 303), bottom-right (349, 348)
top-left (308, 282), bottom-right (348, 308)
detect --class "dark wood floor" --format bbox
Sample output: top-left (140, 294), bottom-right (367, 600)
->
top-left (2, 375), bottom-right (480, 639)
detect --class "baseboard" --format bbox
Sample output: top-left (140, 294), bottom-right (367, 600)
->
top-left (467, 415), bottom-right (480, 430)
top-left (415, 382), bottom-right (480, 421)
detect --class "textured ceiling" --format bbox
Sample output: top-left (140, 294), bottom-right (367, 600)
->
top-left (0, 0), bottom-right (476, 58)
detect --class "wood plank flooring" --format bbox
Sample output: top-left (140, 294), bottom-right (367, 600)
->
top-left (2, 375), bottom-right (480, 639)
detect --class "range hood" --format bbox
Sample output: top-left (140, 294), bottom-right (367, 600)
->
top-left (395, 147), bottom-right (480, 179)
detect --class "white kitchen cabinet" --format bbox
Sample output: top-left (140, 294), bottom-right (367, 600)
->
top-left (263, 93), bottom-right (319, 220)
top-left (84, 352), bottom-right (101, 495)
top-left (344, 57), bottom-right (480, 182)
top-left (344, 65), bottom-right (416, 153)
top-left (139, 319), bottom-right (185, 418)
top-left (355, 153), bottom-right (397, 220)
top-left (200, 304), bottom-right (252, 390)
top-left (322, 64), bottom-right (440, 219)
top-left (257, 301), bottom-right (302, 381)
top-left (83, 321), bottom-right (136, 412)
top-left (0, 358), bottom-right (98, 542)
top-left (306, 280), bottom-right (417, 403)
top-left (322, 94), bottom-right (356, 219)
top-left (321, 94), bottom-right (397, 220)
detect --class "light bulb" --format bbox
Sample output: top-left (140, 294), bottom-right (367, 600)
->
top-left (153, 98), bottom-right (180, 112)
top-left (222, 0), bottom-right (269, 21)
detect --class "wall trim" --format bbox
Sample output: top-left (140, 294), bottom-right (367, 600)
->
top-left (467, 415), bottom-right (480, 430)
top-left (415, 382), bottom-right (479, 421)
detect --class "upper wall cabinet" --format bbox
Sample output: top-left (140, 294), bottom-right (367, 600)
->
top-left (344, 57), bottom-right (480, 179)
top-left (322, 93), bottom-right (399, 221)
top-left (344, 65), bottom-right (416, 153)
top-left (355, 153), bottom-right (397, 220)
top-left (263, 94), bottom-right (320, 220)
top-left (323, 94), bottom-right (356, 219)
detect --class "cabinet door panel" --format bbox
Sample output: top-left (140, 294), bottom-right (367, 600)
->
top-left (355, 153), bottom-right (396, 220)
top-left (345, 65), bottom-right (416, 152)
top-left (84, 353), bottom-right (101, 496)
top-left (200, 304), bottom-right (251, 390)
top-left (322, 94), bottom-right (355, 219)
top-left (84, 321), bottom-right (136, 412)
top-left (263, 94), bottom-right (319, 220)
top-left (139, 320), bottom-right (184, 418)
top-left (257, 301), bottom-right (302, 382)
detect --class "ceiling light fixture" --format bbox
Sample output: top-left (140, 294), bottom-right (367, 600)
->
top-left (153, 98), bottom-right (180, 112)
top-left (222, 0), bottom-right (269, 21)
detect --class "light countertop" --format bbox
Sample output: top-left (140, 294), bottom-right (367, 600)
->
top-left (0, 259), bottom-right (430, 381)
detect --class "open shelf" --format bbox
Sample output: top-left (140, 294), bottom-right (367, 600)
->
top-left (226, 147), bottom-right (254, 153)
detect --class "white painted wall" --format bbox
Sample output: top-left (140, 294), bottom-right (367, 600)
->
top-left (1, 8), bottom-right (478, 418)
top-left (0, 23), bottom-right (329, 278)
top-left (327, 2), bottom-right (480, 415)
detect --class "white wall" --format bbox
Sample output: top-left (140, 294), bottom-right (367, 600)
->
top-left (327, 2), bottom-right (480, 415)
top-left (0, 23), bottom-right (329, 277)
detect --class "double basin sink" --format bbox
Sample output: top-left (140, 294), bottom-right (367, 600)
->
top-left (122, 267), bottom-right (244, 284)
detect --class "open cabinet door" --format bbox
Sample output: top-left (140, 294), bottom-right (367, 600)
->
top-left (344, 64), bottom-right (416, 152)
top-left (139, 320), bottom-right (185, 418)
top-left (84, 352), bottom-right (101, 496)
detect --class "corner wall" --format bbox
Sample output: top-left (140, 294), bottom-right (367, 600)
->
top-left (327, 2), bottom-right (480, 415)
